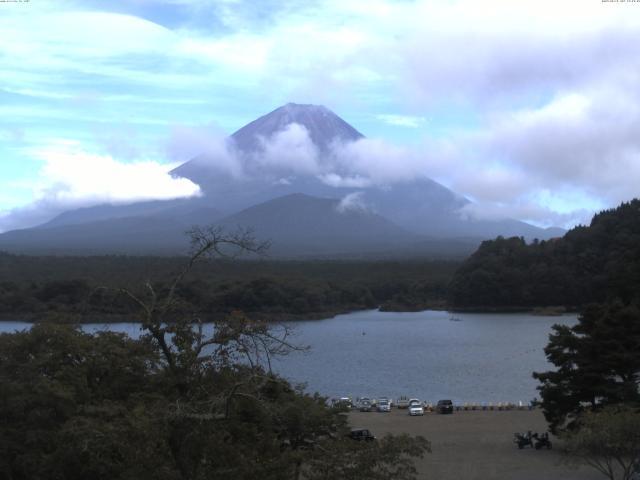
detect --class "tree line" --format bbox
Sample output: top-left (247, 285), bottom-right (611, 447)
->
top-left (0, 254), bottom-right (456, 322)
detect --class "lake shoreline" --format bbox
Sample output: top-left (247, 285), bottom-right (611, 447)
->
top-left (0, 308), bottom-right (364, 324)
top-left (0, 305), bottom-right (579, 325)
top-left (0, 304), bottom-right (577, 324)
top-left (448, 305), bottom-right (578, 315)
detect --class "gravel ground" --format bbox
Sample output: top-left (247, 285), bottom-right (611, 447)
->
top-left (348, 408), bottom-right (602, 480)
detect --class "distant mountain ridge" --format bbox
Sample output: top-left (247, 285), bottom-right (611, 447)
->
top-left (218, 193), bottom-right (418, 256)
top-left (37, 198), bottom-right (218, 230)
top-left (0, 102), bottom-right (565, 256)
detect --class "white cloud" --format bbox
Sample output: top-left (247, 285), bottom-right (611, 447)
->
top-left (31, 141), bottom-right (201, 205)
top-left (318, 173), bottom-right (372, 188)
top-left (336, 191), bottom-right (368, 214)
top-left (329, 137), bottom-right (445, 185)
top-left (442, 87), bottom-right (640, 226)
top-left (4, 1), bottom-right (640, 108)
top-left (389, 2), bottom-right (640, 106)
top-left (0, 140), bottom-right (201, 232)
top-left (273, 177), bottom-right (292, 186)
top-left (456, 201), bottom-right (595, 230)
top-left (376, 114), bottom-right (426, 128)
top-left (166, 125), bottom-right (243, 178)
top-left (255, 123), bottom-right (320, 174)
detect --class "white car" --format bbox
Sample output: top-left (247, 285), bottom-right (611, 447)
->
top-left (409, 403), bottom-right (425, 416)
top-left (377, 400), bottom-right (391, 412)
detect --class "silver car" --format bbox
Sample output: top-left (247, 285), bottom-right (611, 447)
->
top-left (408, 399), bottom-right (424, 416)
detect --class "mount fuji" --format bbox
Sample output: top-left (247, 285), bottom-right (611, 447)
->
top-left (0, 103), bottom-right (563, 256)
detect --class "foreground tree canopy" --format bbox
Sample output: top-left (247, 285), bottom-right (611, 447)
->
top-left (449, 199), bottom-right (640, 309)
top-left (0, 228), bottom-right (430, 480)
top-left (562, 406), bottom-right (640, 480)
top-left (533, 300), bottom-right (640, 433)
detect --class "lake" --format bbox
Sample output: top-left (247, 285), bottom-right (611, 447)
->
top-left (0, 309), bottom-right (574, 404)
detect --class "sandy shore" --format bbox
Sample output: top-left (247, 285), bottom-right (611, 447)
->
top-left (348, 408), bottom-right (601, 480)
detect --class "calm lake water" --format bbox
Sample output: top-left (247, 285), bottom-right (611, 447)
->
top-left (0, 309), bottom-right (575, 404)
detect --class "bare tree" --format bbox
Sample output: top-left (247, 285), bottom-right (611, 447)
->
top-left (117, 226), bottom-right (303, 389)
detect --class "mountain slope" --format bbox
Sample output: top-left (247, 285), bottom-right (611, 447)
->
top-left (0, 193), bottom-right (422, 257)
top-left (217, 193), bottom-right (419, 256)
top-left (38, 198), bottom-right (215, 229)
top-left (0, 206), bottom-right (223, 255)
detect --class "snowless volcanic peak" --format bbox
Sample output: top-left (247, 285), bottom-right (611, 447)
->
top-left (231, 102), bottom-right (365, 153)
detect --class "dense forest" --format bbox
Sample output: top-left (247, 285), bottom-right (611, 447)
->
top-left (5, 199), bottom-right (640, 320)
top-left (0, 253), bottom-right (457, 322)
top-left (449, 200), bottom-right (640, 309)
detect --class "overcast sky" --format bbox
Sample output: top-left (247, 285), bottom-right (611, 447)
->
top-left (1, 0), bottom-right (639, 231)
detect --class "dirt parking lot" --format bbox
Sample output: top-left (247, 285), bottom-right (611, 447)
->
top-left (348, 408), bottom-right (602, 480)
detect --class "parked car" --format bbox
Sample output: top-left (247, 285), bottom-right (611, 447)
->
top-left (409, 403), bottom-right (425, 416)
top-left (377, 400), bottom-right (391, 412)
top-left (396, 396), bottom-right (411, 409)
top-left (349, 428), bottom-right (376, 441)
top-left (437, 399), bottom-right (454, 414)
top-left (359, 400), bottom-right (372, 412)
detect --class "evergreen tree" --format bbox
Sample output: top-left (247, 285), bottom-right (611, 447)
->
top-left (533, 301), bottom-right (640, 433)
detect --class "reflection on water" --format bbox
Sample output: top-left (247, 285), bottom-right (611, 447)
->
top-left (0, 309), bottom-right (575, 403)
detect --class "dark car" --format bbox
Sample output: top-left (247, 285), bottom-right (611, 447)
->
top-left (349, 428), bottom-right (375, 441)
top-left (437, 399), bottom-right (454, 414)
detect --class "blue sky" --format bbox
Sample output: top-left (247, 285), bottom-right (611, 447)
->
top-left (1, 0), bottom-right (639, 231)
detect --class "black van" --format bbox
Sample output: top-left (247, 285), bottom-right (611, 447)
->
top-left (437, 399), bottom-right (454, 414)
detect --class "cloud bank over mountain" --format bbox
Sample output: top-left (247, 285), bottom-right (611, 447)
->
top-left (0, 103), bottom-right (569, 256)
top-left (0, 140), bottom-right (200, 232)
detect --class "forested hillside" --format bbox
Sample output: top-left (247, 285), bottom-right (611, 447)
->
top-left (449, 200), bottom-right (640, 309)
top-left (0, 254), bottom-right (457, 321)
